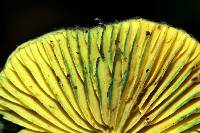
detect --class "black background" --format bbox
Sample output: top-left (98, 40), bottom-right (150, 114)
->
top-left (0, 0), bottom-right (200, 132)
top-left (1, 0), bottom-right (200, 68)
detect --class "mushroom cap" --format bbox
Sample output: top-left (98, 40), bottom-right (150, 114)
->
top-left (0, 18), bottom-right (200, 133)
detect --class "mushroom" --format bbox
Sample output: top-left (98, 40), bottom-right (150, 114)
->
top-left (0, 18), bottom-right (199, 133)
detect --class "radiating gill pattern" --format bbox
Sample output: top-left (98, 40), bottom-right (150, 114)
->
top-left (0, 19), bottom-right (200, 133)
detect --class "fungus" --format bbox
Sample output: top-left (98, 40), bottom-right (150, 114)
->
top-left (0, 18), bottom-right (199, 133)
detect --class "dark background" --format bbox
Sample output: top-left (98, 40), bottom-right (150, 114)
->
top-left (1, 0), bottom-right (200, 68)
top-left (0, 0), bottom-right (200, 132)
